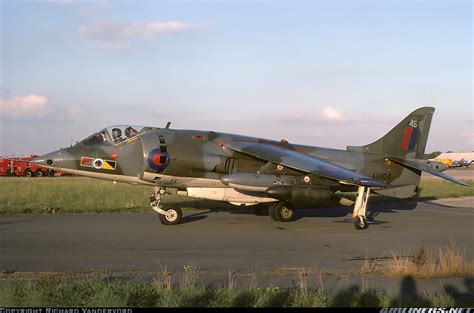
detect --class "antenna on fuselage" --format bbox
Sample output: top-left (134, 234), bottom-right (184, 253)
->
top-left (165, 122), bottom-right (171, 129)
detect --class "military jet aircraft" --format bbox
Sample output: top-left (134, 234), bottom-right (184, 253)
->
top-left (33, 107), bottom-right (467, 229)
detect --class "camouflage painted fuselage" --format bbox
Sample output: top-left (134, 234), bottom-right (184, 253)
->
top-left (33, 107), bottom-right (468, 222)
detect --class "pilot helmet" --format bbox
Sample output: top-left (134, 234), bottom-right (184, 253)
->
top-left (125, 127), bottom-right (137, 138)
top-left (112, 128), bottom-right (122, 138)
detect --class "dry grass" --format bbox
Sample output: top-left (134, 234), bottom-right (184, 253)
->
top-left (155, 263), bottom-right (173, 290)
top-left (363, 244), bottom-right (474, 278)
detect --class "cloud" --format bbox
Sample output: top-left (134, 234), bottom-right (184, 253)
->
top-left (266, 105), bottom-right (346, 126)
top-left (47, 0), bottom-right (108, 5)
top-left (78, 21), bottom-right (204, 50)
top-left (47, 0), bottom-right (77, 4)
top-left (321, 106), bottom-right (343, 121)
top-left (0, 90), bottom-right (80, 120)
top-left (0, 94), bottom-right (51, 119)
top-left (78, 21), bottom-right (200, 39)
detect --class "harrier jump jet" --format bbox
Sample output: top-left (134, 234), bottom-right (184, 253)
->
top-left (33, 107), bottom-right (467, 229)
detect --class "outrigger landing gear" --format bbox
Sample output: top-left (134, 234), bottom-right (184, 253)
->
top-left (150, 187), bottom-right (183, 225)
top-left (352, 186), bottom-right (370, 230)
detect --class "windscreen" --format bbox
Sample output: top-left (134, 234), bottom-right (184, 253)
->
top-left (81, 130), bottom-right (111, 146)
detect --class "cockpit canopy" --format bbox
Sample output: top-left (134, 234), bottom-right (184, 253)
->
top-left (81, 125), bottom-right (153, 146)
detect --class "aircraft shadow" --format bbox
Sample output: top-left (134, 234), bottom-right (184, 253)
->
top-left (181, 211), bottom-right (209, 224)
top-left (166, 198), bottom-right (419, 224)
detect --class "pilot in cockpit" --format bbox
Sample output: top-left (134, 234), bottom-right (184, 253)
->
top-left (125, 127), bottom-right (138, 138)
top-left (112, 128), bottom-right (124, 144)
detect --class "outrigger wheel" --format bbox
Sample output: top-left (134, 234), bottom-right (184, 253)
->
top-left (158, 207), bottom-right (183, 225)
top-left (354, 215), bottom-right (369, 230)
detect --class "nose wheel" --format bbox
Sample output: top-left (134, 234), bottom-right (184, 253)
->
top-left (150, 187), bottom-right (183, 225)
top-left (159, 207), bottom-right (183, 225)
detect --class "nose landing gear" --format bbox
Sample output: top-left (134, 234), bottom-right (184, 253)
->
top-left (150, 187), bottom-right (183, 225)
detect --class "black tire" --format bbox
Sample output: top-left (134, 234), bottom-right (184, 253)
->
top-left (24, 169), bottom-right (33, 177)
top-left (354, 216), bottom-right (369, 230)
top-left (268, 203), bottom-right (279, 221)
top-left (35, 170), bottom-right (44, 177)
top-left (274, 201), bottom-right (296, 222)
top-left (158, 207), bottom-right (183, 225)
top-left (47, 169), bottom-right (55, 177)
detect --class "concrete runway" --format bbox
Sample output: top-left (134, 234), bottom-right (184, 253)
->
top-left (0, 197), bottom-right (472, 273)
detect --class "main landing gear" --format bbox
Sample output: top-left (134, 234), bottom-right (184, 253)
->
top-left (150, 186), bottom-right (371, 229)
top-left (352, 186), bottom-right (371, 230)
top-left (150, 187), bottom-right (183, 225)
top-left (268, 201), bottom-right (297, 222)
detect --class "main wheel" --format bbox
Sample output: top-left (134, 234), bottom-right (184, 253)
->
top-left (159, 207), bottom-right (183, 225)
top-left (354, 216), bottom-right (369, 230)
top-left (35, 170), bottom-right (44, 177)
top-left (24, 169), bottom-right (33, 177)
top-left (274, 201), bottom-right (296, 222)
top-left (268, 203), bottom-right (279, 221)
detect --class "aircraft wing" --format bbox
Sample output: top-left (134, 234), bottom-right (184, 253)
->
top-left (389, 157), bottom-right (469, 186)
top-left (227, 141), bottom-right (389, 188)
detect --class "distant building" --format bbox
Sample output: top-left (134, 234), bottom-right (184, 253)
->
top-left (434, 152), bottom-right (474, 163)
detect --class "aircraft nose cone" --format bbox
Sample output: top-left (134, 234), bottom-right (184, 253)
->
top-left (32, 150), bottom-right (63, 168)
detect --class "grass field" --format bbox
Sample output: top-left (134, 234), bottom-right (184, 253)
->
top-left (0, 177), bottom-right (472, 214)
top-left (0, 275), bottom-right (471, 307)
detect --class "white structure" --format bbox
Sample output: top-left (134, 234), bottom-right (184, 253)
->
top-left (435, 152), bottom-right (474, 162)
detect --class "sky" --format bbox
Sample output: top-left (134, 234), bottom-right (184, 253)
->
top-left (0, 0), bottom-right (472, 156)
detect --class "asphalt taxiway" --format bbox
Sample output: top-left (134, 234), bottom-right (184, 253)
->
top-left (0, 197), bottom-right (472, 273)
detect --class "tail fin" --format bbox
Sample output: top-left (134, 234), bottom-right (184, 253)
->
top-left (347, 107), bottom-right (435, 159)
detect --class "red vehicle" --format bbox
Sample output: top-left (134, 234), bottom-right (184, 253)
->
top-left (0, 155), bottom-right (58, 177)
top-left (0, 157), bottom-right (14, 176)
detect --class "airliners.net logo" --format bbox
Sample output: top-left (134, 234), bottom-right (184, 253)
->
top-left (380, 309), bottom-right (472, 313)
